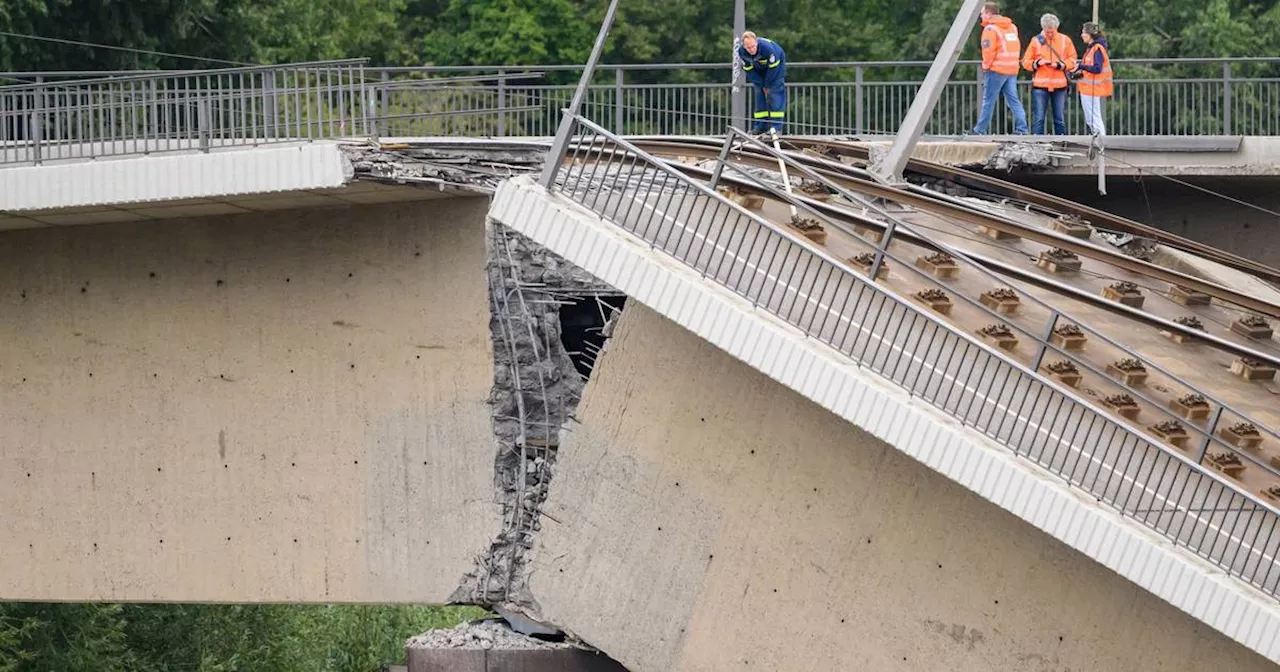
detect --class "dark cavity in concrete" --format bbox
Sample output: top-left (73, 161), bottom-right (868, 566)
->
top-left (452, 223), bottom-right (621, 611)
top-left (559, 295), bottom-right (626, 379)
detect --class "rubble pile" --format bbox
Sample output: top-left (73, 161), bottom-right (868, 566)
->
top-left (407, 620), bottom-right (569, 651)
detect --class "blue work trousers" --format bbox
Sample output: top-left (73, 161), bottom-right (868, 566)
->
top-left (752, 84), bottom-right (786, 133)
top-left (972, 71), bottom-right (1027, 134)
top-left (1031, 87), bottom-right (1068, 135)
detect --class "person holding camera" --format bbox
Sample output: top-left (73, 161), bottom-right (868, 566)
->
top-left (1071, 23), bottom-right (1112, 137)
top-left (1021, 13), bottom-right (1077, 134)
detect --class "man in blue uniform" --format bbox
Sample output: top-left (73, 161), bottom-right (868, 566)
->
top-left (737, 31), bottom-right (786, 135)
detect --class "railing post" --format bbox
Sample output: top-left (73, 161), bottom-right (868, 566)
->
top-left (976, 64), bottom-right (984, 132)
top-left (708, 131), bottom-right (736, 189)
top-left (356, 64), bottom-right (371, 138)
top-left (149, 79), bottom-right (159, 145)
top-left (497, 69), bottom-right (507, 137)
top-left (614, 69), bottom-right (625, 134)
top-left (264, 71), bottom-right (278, 139)
top-left (1032, 311), bottom-right (1060, 371)
top-left (379, 70), bottom-right (390, 137)
top-left (873, 0), bottom-right (986, 181)
top-left (1222, 61), bottom-right (1233, 135)
top-left (869, 220), bottom-right (897, 280)
top-left (539, 0), bottom-right (620, 189)
top-left (855, 66), bottom-right (864, 135)
top-left (731, 0), bottom-right (746, 131)
top-left (197, 92), bottom-right (211, 153)
top-left (30, 76), bottom-right (44, 165)
top-left (1198, 406), bottom-right (1225, 463)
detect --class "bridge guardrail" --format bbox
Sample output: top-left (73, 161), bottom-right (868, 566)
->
top-left (546, 111), bottom-right (1280, 600)
top-left (0, 59), bottom-right (374, 165)
top-left (366, 58), bottom-right (1280, 137)
top-left (2, 57), bottom-right (1279, 167)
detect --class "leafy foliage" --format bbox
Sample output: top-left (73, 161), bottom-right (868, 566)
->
top-left (0, 602), bottom-right (484, 672)
top-left (4, 0), bottom-right (1280, 73)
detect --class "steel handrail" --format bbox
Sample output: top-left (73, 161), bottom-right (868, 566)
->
top-left (546, 112), bottom-right (1280, 597)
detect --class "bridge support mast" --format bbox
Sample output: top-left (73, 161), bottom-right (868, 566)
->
top-left (732, 0), bottom-right (746, 131)
top-left (872, 0), bottom-right (986, 182)
top-left (540, 0), bottom-right (621, 188)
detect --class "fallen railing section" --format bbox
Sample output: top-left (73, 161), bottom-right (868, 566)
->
top-left (545, 112), bottom-right (1280, 600)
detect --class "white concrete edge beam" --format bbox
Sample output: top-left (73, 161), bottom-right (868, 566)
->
top-left (488, 174), bottom-right (1280, 664)
top-left (0, 143), bottom-right (350, 212)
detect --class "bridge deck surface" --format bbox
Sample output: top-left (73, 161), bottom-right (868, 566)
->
top-left (735, 180), bottom-right (1280, 494)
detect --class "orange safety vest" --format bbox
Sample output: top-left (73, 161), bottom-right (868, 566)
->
top-left (1077, 43), bottom-right (1113, 97)
top-left (1022, 32), bottom-right (1077, 90)
top-left (981, 17), bottom-right (1021, 75)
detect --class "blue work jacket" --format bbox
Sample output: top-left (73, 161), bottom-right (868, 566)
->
top-left (738, 38), bottom-right (786, 88)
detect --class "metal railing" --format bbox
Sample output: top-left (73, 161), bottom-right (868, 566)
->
top-left (0, 59), bottom-right (374, 165)
top-left (546, 112), bottom-right (1280, 599)
top-left (2, 57), bottom-right (1278, 166)
top-left (359, 58), bottom-right (1280, 137)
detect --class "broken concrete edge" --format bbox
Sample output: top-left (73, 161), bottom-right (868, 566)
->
top-left (342, 144), bottom-right (545, 194)
top-left (862, 139), bottom-right (1060, 172)
top-left (334, 138), bottom-right (628, 660)
top-left (445, 219), bottom-right (623, 651)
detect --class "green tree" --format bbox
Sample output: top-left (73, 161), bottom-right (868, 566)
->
top-left (420, 0), bottom-right (594, 66)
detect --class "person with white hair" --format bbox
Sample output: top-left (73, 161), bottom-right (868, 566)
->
top-left (1021, 13), bottom-right (1078, 134)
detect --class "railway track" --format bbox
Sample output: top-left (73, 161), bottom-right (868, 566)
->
top-left (621, 136), bottom-right (1280, 321)
top-left (777, 137), bottom-right (1280, 284)
top-left (658, 159), bottom-right (1280, 369)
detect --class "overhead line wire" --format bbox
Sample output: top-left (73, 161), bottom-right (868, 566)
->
top-left (1062, 139), bottom-right (1280, 220)
top-left (0, 30), bottom-right (251, 67)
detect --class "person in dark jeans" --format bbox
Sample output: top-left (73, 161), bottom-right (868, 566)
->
top-left (970, 2), bottom-right (1027, 135)
top-left (1021, 13), bottom-right (1077, 134)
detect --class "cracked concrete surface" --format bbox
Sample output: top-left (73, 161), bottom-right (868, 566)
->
top-left (344, 142), bottom-right (545, 193)
top-left (451, 223), bottom-right (617, 613)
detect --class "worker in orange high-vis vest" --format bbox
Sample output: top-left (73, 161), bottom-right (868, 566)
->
top-left (1022, 13), bottom-right (1077, 135)
top-left (969, 2), bottom-right (1027, 134)
top-left (1071, 22), bottom-right (1112, 136)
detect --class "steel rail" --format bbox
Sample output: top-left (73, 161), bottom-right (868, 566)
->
top-left (394, 132), bottom-right (1280, 323)
top-left (630, 133), bottom-right (1278, 280)
top-left (702, 130), bottom-right (1280, 482)
top-left (792, 136), bottom-right (1280, 278)
top-left (637, 133), bottom-right (1280, 281)
top-left (647, 149), bottom-right (1280, 371)
top-left (623, 137), bottom-right (1280, 320)
top-left (777, 137), bottom-right (1280, 283)
top-left (549, 135), bottom-right (1280, 366)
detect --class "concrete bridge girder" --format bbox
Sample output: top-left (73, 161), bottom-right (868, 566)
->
top-left (4, 140), bottom-right (1280, 670)
top-left (0, 197), bottom-right (500, 603)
